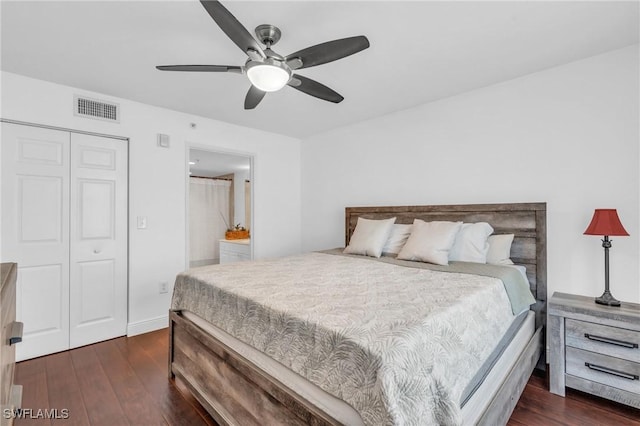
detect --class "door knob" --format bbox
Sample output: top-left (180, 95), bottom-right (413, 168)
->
top-left (93, 249), bottom-right (101, 254)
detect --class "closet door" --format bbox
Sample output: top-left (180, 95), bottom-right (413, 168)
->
top-left (69, 133), bottom-right (127, 348)
top-left (1, 123), bottom-right (71, 360)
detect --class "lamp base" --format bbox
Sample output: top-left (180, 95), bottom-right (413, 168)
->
top-left (595, 291), bottom-right (621, 307)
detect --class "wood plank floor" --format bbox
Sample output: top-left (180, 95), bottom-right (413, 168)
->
top-left (14, 330), bottom-right (214, 426)
top-left (14, 329), bottom-right (640, 425)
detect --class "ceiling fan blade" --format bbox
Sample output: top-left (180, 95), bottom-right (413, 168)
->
top-left (156, 65), bottom-right (243, 74)
top-left (244, 85), bottom-right (266, 110)
top-left (285, 36), bottom-right (369, 70)
top-left (200, 0), bottom-right (265, 59)
top-left (287, 74), bottom-right (343, 103)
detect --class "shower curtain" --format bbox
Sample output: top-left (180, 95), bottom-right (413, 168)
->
top-left (189, 177), bottom-right (231, 266)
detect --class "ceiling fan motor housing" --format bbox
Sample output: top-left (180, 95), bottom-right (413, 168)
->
top-left (255, 24), bottom-right (281, 47)
top-left (156, 0), bottom-right (370, 109)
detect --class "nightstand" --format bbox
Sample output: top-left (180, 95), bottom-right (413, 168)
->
top-left (549, 292), bottom-right (639, 408)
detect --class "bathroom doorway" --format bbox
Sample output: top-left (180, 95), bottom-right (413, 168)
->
top-left (187, 147), bottom-right (252, 268)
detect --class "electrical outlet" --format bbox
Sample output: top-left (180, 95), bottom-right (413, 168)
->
top-left (159, 282), bottom-right (169, 294)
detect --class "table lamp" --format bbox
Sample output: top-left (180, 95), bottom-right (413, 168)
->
top-left (583, 209), bottom-right (629, 306)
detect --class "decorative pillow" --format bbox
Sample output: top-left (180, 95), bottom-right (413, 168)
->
top-left (382, 224), bottom-right (413, 255)
top-left (449, 222), bottom-right (494, 263)
top-left (486, 234), bottom-right (515, 265)
top-left (397, 220), bottom-right (463, 265)
top-left (344, 217), bottom-right (396, 258)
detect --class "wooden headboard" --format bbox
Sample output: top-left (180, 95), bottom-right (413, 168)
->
top-left (345, 203), bottom-right (547, 333)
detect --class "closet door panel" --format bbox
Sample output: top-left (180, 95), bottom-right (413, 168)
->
top-left (69, 133), bottom-right (127, 348)
top-left (18, 176), bottom-right (63, 243)
top-left (1, 123), bottom-right (71, 360)
top-left (78, 179), bottom-right (115, 239)
top-left (77, 259), bottom-right (115, 325)
top-left (17, 265), bottom-right (64, 335)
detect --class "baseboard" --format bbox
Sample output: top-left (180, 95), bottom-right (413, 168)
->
top-left (127, 315), bottom-right (168, 337)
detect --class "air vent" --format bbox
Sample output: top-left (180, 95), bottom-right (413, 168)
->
top-left (74, 95), bottom-right (120, 123)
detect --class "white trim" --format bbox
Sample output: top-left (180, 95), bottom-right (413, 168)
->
top-left (0, 118), bottom-right (128, 140)
top-left (127, 315), bottom-right (168, 336)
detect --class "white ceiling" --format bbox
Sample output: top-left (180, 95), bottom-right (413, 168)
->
top-left (1, 1), bottom-right (638, 139)
top-left (189, 148), bottom-right (250, 177)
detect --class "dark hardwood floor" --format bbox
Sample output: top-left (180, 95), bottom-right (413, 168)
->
top-left (507, 371), bottom-right (640, 426)
top-left (14, 329), bottom-right (640, 425)
top-left (14, 330), bottom-right (214, 425)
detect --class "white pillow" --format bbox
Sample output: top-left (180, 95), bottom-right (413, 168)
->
top-left (397, 220), bottom-right (463, 265)
top-left (382, 224), bottom-right (413, 255)
top-left (344, 217), bottom-right (396, 258)
top-left (486, 234), bottom-right (515, 265)
top-left (449, 222), bottom-right (494, 263)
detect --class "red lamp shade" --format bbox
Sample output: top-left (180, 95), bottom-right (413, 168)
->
top-left (584, 209), bottom-right (629, 236)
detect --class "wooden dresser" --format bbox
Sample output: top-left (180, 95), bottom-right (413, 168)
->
top-left (549, 292), bottom-right (639, 408)
top-left (1, 263), bottom-right (22, 425)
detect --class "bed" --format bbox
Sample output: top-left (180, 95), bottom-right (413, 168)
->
top-left (169, 202), bottom-right (547, 425)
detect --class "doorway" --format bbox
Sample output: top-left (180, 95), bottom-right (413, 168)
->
top-left (187, 148), bottom-right (253, 268)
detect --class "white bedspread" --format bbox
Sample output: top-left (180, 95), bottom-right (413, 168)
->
top-left (172, 252), bottom-right (520, 425)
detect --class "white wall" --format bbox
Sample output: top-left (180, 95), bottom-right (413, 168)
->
top-left (1, 71), bottom-right (302, 334)
top-left (301, 45), bottom-right (640, 304)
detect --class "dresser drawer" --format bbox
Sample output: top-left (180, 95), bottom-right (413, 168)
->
top-left (219, 240), bottom-right (250, 256)
top-left (1, 263), bottom-right (20, 421)
top-left (220, 251), bottom-right (250, 264)
top-left (1, 281), bottom-right (16, 411)
top-left (566, 347), bottom-right (640, 394)
top-left (566, 319), bottom-right (639, 363)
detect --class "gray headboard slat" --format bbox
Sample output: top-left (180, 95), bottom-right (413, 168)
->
top-left (345, 202), bottom-right (547, 338)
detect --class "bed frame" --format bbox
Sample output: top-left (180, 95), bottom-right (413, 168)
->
top-left (169, 202), bottom-right (547, 426)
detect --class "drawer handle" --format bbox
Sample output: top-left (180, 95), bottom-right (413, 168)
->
top-left (9, 321), bottom-right (23, 345)
top-left (584, 333), bottom-right (638, 349)
top-left (585, 362), bottom-right (639, 381)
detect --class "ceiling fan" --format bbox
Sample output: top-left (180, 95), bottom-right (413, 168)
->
top-left (156, 0), bottom-right (370, 109)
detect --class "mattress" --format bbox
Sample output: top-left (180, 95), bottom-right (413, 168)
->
top-left (182, 309), bottom-right (536, 425)
top-left (172, 252), bottom-right (535, 425)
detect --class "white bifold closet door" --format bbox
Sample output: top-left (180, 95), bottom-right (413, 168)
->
top-left (1, 123), bottom-right (128, 361)
top-left (68, 133), bottom-right (127, 349)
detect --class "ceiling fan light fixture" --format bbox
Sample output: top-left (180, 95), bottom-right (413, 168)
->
top-left (157, 1), bottom-right (370, 108)
top-left (246, 60), bottom-right (291, 92)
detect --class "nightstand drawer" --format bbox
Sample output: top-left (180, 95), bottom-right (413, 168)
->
top-left (219, 240), bottom-right (250, 255)
top-left (566, 319), bottom-right (640, 363)
top-left (566, 347), bottom-right (640, 394)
